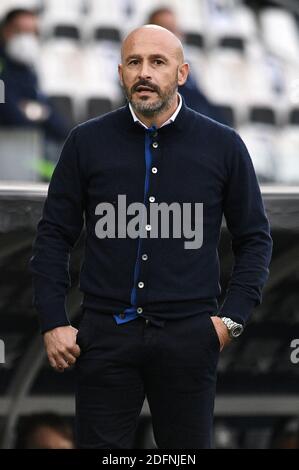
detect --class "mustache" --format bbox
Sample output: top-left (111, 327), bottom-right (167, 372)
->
top-left (131, 80), bottom-right (160, 94)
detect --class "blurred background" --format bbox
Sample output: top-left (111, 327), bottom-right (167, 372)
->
top-left (1, 0), bottom-right (299, 449)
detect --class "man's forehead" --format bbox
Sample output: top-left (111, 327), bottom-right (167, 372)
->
top-left (12, 13), bottom-right (38, 29)
top-left (122, 36), bottom-right (180, 61)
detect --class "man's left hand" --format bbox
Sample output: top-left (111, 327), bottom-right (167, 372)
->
top-left (210, 316), bottom-right (231, 351)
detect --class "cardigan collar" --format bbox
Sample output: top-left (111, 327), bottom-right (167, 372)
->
top-left (116, 94), bottom-right (193, 135)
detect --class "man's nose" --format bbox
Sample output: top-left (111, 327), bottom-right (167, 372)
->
top-left (138, 62), bottom-right (151, 80)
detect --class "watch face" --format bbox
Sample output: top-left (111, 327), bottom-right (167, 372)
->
top-left (231, 325), bottom-right (243, 338)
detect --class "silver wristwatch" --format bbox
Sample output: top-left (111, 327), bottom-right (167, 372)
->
top-left (220, 317), bottom-right (244, 339)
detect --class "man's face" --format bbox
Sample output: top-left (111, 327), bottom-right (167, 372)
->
top-left (119, 29), bottom-right (188, 117)
top-left (4, 13), bottom-right (39, 41)
top-left (150, 11), bottom-right (181, 38)
top-left (28, 426), bottom-right (74, 449)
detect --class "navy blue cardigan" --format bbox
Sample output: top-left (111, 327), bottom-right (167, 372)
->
top-left (29, 100), bottom-right (273, 333)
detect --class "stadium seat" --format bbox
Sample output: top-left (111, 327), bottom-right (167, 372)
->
top-left (260, 8), bottom-right (299, 64)
top-left (200, 49), bottom-right (249, 125)
top-left (289, 108), bottom-right (299, 125)
top-left (39, 40), bottom-right (85, 122)
top-left (275, 127), bottom-right (299, 184)
top-left (249, 106), bottom-right (276, 126)
top-left (39, 39), bottom-right (84, 86)
top-left (43, 0), bottom-right (84, 15)
top-left (219, 36), bottom-right (245, 52)
top-left (0, 128), bottom-right (43, 182)
top-left (238, 124), bottom-right (277, 184)
top-left (174, 0), bottom-right (205, 39)
top-left (39, 38), bottom-right (121, 123)
top-left (204, 5), bottom-right (258, 51)
top-left (243, 56), bottom-right (282, 125)
top-left (93, 27), bottom-right (121, 43)
top-left (83, 0), bottom-right (124, 43)
top-left (48, 95), bottom-right (76, 129)
top-left (86, 97), bottom-right (113, 120)
top-left (86, 0), bottom-right (126, 24)
top-left (83, 44), bottom-right (120, 91)
top-left (130, 0), bottom-right (173, 21)
top-left (185, 31), bottom-right (205, 49)
top-left (215, 104), bottom-right (236, 128)
top-left (40, 10), bottom-right (81, 40)
top-left (73, 45), bottom-right (122, 121)
top-left (281, 63), bottom-right (299, 123)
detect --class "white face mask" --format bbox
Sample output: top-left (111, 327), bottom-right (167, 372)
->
top-left (5, 33), bottom-right (40, 68)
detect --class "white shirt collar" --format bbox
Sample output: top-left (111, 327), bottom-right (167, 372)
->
top-left (129, 93), bottom-right (182, 129)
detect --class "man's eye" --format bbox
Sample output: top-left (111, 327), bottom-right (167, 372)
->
top-left (128, 60), bottom-right (139, 65)
top-left (154, 59), bottom-right (164, 65)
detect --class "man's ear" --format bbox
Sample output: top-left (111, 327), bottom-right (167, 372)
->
top-left (178, 63), bottom-right (189, 87)
top-left (118, 64), bottom-right (124, 87)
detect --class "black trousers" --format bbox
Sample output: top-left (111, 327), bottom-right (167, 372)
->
top-left (74, 309), bottom-right (220, 449)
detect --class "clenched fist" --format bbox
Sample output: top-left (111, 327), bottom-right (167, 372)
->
top-left (43, 325), bottom-right (81, 372)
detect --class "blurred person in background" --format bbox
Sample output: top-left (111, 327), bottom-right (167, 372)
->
top-left (270, 417), bottom-right (299, 449)
top-left (147, 7), bottom-right (228, 125)
top-left (0, 9), bottom-right (70, 146)
top-left (14, 412), bottom-right (75, 449)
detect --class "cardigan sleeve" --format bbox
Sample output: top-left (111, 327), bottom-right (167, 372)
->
top-left (29, 127), bottom-right (85, 333)
top-left (219, 130), bottom-right (273, 325)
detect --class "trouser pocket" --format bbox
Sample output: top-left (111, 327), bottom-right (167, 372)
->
top-left (206, 314), bottom-right (221, 350)
top-left (76, 311), bottom-right (93, 353)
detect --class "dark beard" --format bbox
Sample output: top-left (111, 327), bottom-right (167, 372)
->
top-left (123, 78), bottom-right (178, 117)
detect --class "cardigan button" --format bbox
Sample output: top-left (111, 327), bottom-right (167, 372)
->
top-left (138, 281), bottom-right (144, 288)
top-left (137, 307), bottom-right (143, 314)
top-left (152, 142), bottom-right (158, 149)
top-left (152, 167), bottom-right (158, 174)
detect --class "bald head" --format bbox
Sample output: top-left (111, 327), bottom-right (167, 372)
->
top-left (121, 25), bottom-right (185, 65)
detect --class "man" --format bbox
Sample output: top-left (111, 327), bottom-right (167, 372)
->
top-left (30, 25), bottom-right (272, 449)
top-left (15, 412), bottom-right (75, 449)
top-left (147, 7), bottom-right (228, 124)
top-left (0, 9), bottom-right (69, 142)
